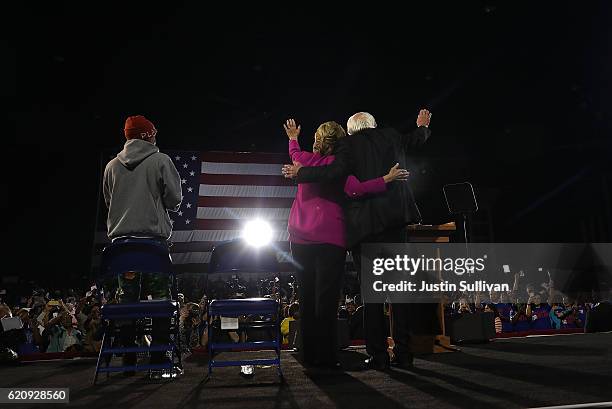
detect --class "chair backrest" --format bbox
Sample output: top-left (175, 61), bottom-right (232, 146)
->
top-left (208, 239), bottom-right (280, 274)
top-left (100, 239), bottom-right (172, 278)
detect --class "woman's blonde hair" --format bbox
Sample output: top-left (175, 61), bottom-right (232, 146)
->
top-left (313, 121), bottom-right (346, 156)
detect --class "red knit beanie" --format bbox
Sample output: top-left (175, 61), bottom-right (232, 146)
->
top-left (124, 115), bottom-right (157, 140)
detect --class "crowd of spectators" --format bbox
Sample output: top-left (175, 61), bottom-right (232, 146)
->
top-left (0, 283), bottom-right (211, 362)
top-left (1, 270), bottom-right (610, 363)
top-left (443, 272), bottom-right (607, 334)
top-left (0, 286), bottom-right (104, 361)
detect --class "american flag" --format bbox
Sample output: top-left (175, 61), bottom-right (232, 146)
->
top-left (94, 150), bottom-right (297, 273)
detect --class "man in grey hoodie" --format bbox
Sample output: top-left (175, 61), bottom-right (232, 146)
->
top-left (103, 115), bottom-right (182, 241)
top-left (102, 115), bottom-right (182, 377)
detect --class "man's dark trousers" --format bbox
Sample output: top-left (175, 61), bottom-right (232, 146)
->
top-left (352, 226), bottom-right (412, 364)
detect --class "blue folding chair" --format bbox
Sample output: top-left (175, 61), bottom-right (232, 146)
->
top-left (93, 238), bottom-right (182, 384)
top-left (206, 239), bottom-right (283, 382)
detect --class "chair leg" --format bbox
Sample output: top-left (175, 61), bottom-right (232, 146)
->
top-left (176, 343), bottom-right (183, 369)
top-left (276, 332), bottom-right (283, 380)
top-left (207, 321), bottom-right (213, 378)
top-left (172, 273), bottom-right (183, 369)
top-left (106, 333), bottom-right (115, 379)
top-left (277, 364), bottom-right (284, 383)
top-left (175, 317), bottom-right (183, 368)
top-left (276, 308), bottom-right (283, 380)
top-left (276, 340), bottom-right (283, 379)
top-left (92, 332), bottom-right (106, 385)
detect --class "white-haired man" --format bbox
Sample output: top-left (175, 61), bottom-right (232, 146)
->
top-left (283, 109), bottom-right (432, 370)
top-left (346, 112), bottom-right (378, 135)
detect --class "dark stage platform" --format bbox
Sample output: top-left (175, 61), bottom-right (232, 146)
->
top-left (2, 333), bottom-right (611, 409)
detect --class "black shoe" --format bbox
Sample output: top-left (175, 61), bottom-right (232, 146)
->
top-left (298, 355), bottom-right (317, 368)
top-left (148, 370), bottom-right (163, 380)
top-left (391, 358), bottom-right (414, 370)
top-left (162, 366), bottom-right (184, 379)
top-left (239, 365), bottom-right (255, 378)
top-left (316, 360), bottom-right (342, 371)
top-left (148, 366), bottom-right (182, 380)
top-left (121, 354), bottom-right (136, 377)
top-left (391, 352), bottom-right (414, 370)
top-left (364, 354), bottom-right (390, 371)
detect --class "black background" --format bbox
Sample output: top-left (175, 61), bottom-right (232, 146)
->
top-left (10, 2), bottom-right (612, 285)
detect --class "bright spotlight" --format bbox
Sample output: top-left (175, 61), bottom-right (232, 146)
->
top-left (242, 219), bottom-right (273, 248)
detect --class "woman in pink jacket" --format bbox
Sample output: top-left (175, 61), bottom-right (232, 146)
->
top-left (284, 118), bottom-right (407, 368)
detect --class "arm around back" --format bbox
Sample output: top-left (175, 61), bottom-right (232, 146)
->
top-left (295, 138), bottom-right (351, 183)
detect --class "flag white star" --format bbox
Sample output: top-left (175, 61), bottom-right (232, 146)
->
top-left (186, 203), bottom-right (192, 208)
top-left (185, 219), bottom-right (191, 225)
top-left (183, 163), bottom-right (188, 169)
top-left (189, 171), bottom-right (195, 177)
top-left (178, 211), bottom-right (183, 216)
top-left (181, 178), bottom-right (186, 184)
top-left (187, 187), bottom-right (193, 192)
top-left (175, 155), bottom-right (181, 161)
top-left (191, 155), bottom-right (197, 161)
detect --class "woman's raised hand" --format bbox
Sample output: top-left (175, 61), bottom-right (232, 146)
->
top-left (283, 118), bottom-right (301, 140)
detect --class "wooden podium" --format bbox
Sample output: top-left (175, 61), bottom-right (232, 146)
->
top-left (391, 222), bottom-right (458, 354)
top-left (406, 222), bottom-right (456, 243)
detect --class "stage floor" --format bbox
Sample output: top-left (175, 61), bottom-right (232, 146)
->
top-left (2, 332), bottom-right (611, 409)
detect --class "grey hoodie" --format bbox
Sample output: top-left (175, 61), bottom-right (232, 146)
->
top-left (103, 139), bottom-right (182, 240)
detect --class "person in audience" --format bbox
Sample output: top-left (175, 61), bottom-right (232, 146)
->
top-left (561, 299), bottom-right (585, 329)
top-left (0, 304), bottom-right (23, 362)
top-left (484, 304), bottom-right (503, 334)
top-left (349, 300), bottom-right (365, 341)
top-left (46, 312), bottom-right (83, 353)
top-left (526, 295), bottom-right (552, 330)
top-left (495, 300), bottom-right (514, 333)
top-left (0, 303), bottom-right (10, 319)
top-left (457, 298), bottom-right (473, 315)
top-left (585, 289), bottom-right (612, 332)
top-left (281, 303), bottom-right (299, 344)
top-left (338, 303), bottom-right (350, 320)
top-left (198, 295), bottom-right (209, 349)
top-left (83, 305), bottom-right (102, 352)
top-left (510, 303), bottom-right (531, 332)
top-left (15, 309), bottom-right (43, 355)
top-left (179, 302), bottom-right (202, 352)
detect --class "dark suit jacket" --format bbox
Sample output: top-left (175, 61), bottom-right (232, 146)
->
top-left (295, 126), bottom-right (430, 247)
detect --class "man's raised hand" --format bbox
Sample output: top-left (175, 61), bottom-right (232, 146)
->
top-left (416, 109), bottom-right (432, 128)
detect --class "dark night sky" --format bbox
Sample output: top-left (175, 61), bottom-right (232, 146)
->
top-left (11, 2), bottom-right (612, 284)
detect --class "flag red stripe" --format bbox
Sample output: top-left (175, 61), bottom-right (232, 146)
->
top-left (201, 151), bottom-right (289, 164)
top-left (199, 173), bottom-right (295, 186)
top-left (197, 196), bottom-right (294, 208)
